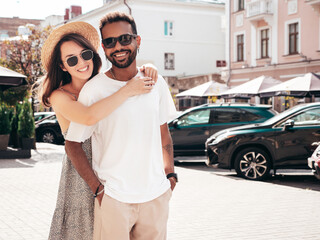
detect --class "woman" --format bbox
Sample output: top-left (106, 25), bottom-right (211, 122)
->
top-left (40, 21), bottom-right (158, 240)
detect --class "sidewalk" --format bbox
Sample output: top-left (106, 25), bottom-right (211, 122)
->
top-left (1, 143), bottom-right (320, 240)
top-left (0, 143), bottom-right (64, 240)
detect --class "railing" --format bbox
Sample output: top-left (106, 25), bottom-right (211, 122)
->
top-left (247, 0), bottom-right (273, 18)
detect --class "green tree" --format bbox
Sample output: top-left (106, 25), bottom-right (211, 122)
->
top-left (0, 25), bottom-right (52, 108)
top-left (18, 99), bottom-right (35, 138)
top-left (0, 103), bottom-right (12, 135)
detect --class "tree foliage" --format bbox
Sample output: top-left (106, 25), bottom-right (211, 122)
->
top-left (0, 103), bottom-right (13, 135)
top-left (0, 25), bottom-right (53, 107)
top-left (1, 25), bottom-right (52, 89)
top-left (17, 99), bottom-right (35, 138)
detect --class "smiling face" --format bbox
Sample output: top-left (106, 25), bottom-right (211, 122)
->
top-left (60, 40), bottom-right (94, 83)
top-left (101, 21), bottom-right (141, 68)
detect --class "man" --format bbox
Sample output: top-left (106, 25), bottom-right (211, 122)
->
top-left (65, 12), bottom-right (178, 240)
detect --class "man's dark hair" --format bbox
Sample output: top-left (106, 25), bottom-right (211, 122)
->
top-left (99, 11), bottom-right (137, 36)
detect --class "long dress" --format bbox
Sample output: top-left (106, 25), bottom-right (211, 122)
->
top-left (48, 133), bottom-right (94, 240)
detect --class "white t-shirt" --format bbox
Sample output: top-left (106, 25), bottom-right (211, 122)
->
top-left (66, 71), bottom-right (177, 203)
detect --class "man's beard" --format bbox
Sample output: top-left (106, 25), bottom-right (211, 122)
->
top-left (106, 47), bottom-right (138, 68)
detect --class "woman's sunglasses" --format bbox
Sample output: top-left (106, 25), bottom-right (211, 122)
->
top-left (65, 49), bottom-right (94, 67)
top-left (102, 34), bottom-right (137, 49)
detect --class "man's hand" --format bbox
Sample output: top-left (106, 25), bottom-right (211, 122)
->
top-left (96, 193), bottom-right (104, 206)
top-left (65, 140), bottom-right (101, 196)
top-left (160, 123), bottom-right (176, 191)
top-left (169, 177), bottom-right (176, 191)
top-left (95, 185), bottom-right (105, 206)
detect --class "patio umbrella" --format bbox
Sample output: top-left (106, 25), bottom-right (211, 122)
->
top-left (176, 81), bottom-right (229, 97)
top-left (220, 75), bottom-right (281, 98)
top-left (0, 66), bottom-right (27, 91)
top-left (259, 72), bottom-right (320, 97)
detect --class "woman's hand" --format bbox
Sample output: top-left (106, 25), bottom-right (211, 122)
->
top-left (140, 63), bottom-right (158, 83)
top-left (123, 76), bottom-right (155, 97)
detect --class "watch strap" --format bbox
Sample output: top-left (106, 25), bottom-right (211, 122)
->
top-left (166, 173), bottom-right (178, 182)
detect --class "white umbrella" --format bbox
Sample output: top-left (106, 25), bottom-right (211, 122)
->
top-left (0, 66), bottom-right (27, 90)
top-left (176, 81), bottom-right (229, 97)
top-left (259, 72), bottom-right (320, 97)
top-left (220, 75), bottom-right (281, 98)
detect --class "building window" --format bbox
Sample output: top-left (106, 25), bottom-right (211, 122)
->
top-left (164, 21), bottom-right (173, 36)
top-left (261, 29), bottom-right (269, 58)
top-left (238, 0), bottom-right (244, 11)
top-left (237, 34), bottom-right (244, 62)
top-left (289, 22), bottom-right (298, 55)
top-left (165, 53), bottom-right (175, 70)
top-left (216, 60), bottom-right (227, 67)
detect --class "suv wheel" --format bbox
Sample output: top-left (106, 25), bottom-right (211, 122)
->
top-left (41, 130), bottom-right (56, 144)
top-left (235, 147), bottom-right (271, 180)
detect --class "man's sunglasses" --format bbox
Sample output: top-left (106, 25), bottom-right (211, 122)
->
top-left (65, 49), bottom-right (94, 67)
top-left (102, 34), bottom-right (137, 49)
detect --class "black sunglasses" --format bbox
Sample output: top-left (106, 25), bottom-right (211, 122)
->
top-left (65, 49), bottom-right (94, 67)
top-left (102, 34), bottom-right (137, 49)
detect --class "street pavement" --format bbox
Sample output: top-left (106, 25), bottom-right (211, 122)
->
top-left (0, 143), bottom-right (320, 240)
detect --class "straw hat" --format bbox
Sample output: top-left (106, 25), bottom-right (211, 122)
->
top-left (41, 21), bottom-right (100, 72)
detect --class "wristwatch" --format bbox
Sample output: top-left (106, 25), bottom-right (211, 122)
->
top-left (166, 173), bottom-right (178, 183)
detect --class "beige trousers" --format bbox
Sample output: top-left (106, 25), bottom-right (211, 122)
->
top-left (93, 189), bottom-right (172, 240)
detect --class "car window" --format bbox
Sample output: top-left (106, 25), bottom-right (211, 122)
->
top-left (244, 111), bottom-right (261, 122)
top-left (48, 115), bottom-right (57, 120)
top-left (290, 108), bottom-right (320, 126)
top-left (264, 104), bottom-right (306, 125)
top-left (178, 109), bottom-right (210, 126)
top-left (34, 113), bottom-right (54, 122)
top-left (34, 115), bottom-right (44, 121)
top-left (211, 108), bottom-right (244, 123)
top-left (278, 108), bottom-right (320, 127)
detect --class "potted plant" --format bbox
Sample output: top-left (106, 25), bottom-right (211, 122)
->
top-left (18, 99), bottom-right (35, 150)
top-left (0, 103), bottom-right (12, 150)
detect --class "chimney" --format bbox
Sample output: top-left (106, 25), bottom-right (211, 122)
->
top-left (64, 8), bottom-right (70, 20)
top-left (71, 6), bottom-right (82, 19)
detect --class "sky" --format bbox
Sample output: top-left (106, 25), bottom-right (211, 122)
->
top-left (0, 0), bottom-right (104, 19)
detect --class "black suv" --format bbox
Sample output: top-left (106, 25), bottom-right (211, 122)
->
top-left (168, 103), bottom-right (276, 157)
top-left (35, 114), bottom-right (64, 144)
top-left (206, 102), bottom-right (320, 180)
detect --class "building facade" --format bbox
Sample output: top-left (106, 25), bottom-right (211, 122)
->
top-left (0, 17), bottom-right (42, 40)
top-left (226, 0), bottom-right (320, 85)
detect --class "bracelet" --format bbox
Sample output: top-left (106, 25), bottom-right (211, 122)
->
top-left (96, 188), bottom-right (104, 196)
top-left (94, 183), bottom-right (102, 198)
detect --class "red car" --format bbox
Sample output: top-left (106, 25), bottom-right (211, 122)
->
top-left (308, 142), bottom-right (320, 180)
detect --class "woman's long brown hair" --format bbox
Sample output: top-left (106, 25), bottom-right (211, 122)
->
top-left (40, 33), bottom-right (102, 107)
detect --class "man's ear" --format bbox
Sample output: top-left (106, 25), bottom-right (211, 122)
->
top-left (136, 35), bottom-right (141, 48)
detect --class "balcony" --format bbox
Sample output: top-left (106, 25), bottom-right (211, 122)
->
top-left (306, 0), bottom-right (320, 12)
top-left (246, 0), bottom-right (273, 24)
